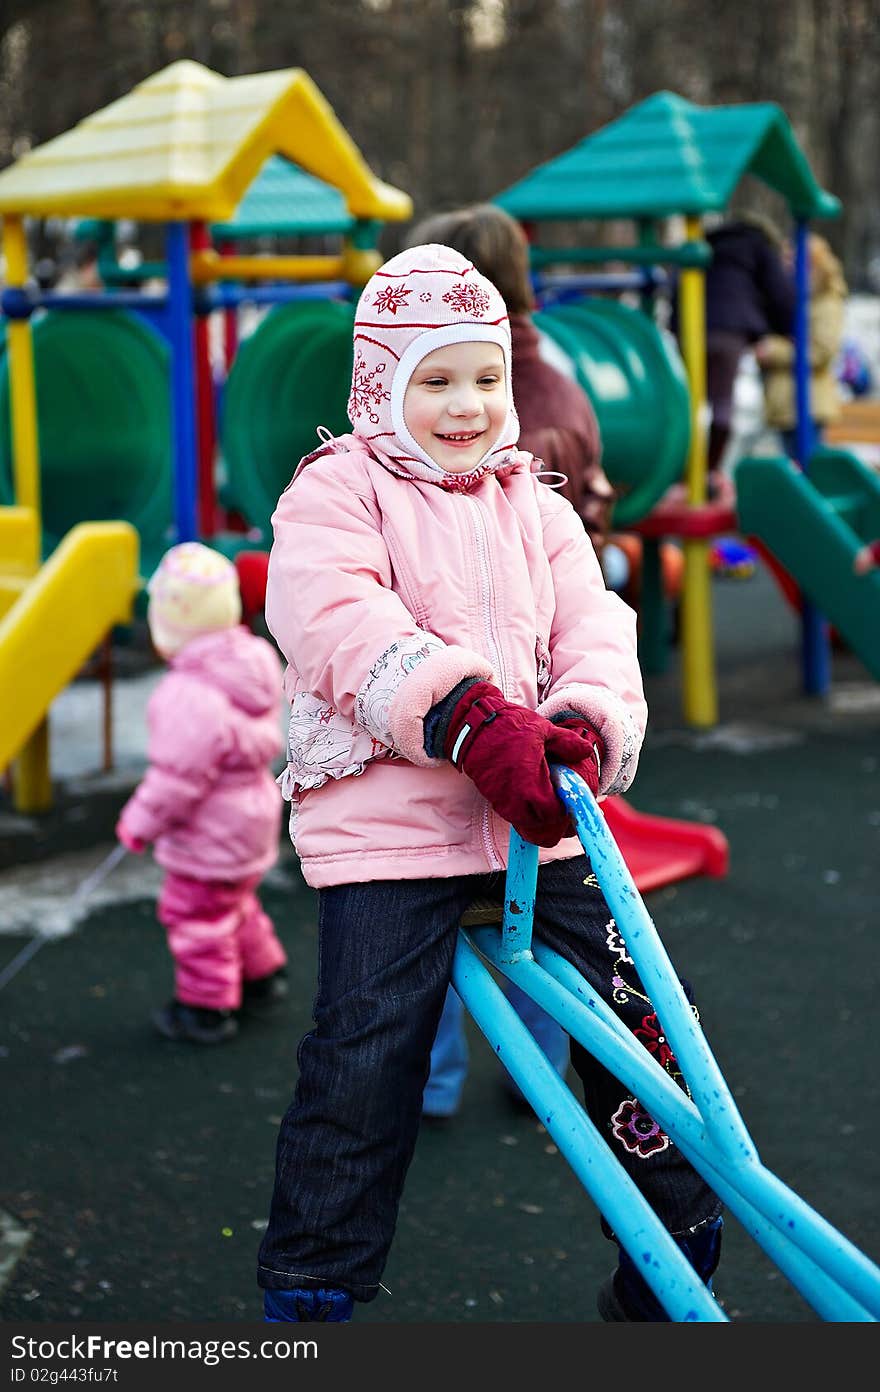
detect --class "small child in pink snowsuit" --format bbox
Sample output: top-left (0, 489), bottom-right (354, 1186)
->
top-left (117, 542), bottom-right (288, 1044)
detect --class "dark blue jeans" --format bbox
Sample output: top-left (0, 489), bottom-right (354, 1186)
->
top-left (257, 855), bottom-right (722, 1302)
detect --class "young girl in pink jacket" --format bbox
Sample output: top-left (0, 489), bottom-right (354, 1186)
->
top-left (116, 542), bottom-right (288, 1045)
top-left (258, 245), bottom-right (723, 1323)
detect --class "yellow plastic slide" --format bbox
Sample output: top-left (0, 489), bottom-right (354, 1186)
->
top-left (0, 520), bottom-right (140, 771)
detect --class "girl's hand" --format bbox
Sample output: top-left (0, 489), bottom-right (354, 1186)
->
top-left (442, 682), bottom-right (600, 847)
top-left (116, 821), bottom-right (146, 854)
top-left (551, 716), bottom-right (604, 796)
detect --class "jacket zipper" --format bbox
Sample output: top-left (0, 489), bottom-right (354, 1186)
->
top-left (466, 495), bottom-right (506, 871)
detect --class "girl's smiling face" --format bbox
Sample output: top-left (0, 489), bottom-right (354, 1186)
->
top-left (403, 341), bottom-right (508, 473)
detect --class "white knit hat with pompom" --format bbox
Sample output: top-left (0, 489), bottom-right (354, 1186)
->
top-left (147, 542), bottom-right (241, 657)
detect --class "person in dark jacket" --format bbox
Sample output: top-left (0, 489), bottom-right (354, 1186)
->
top-left (698, 214), bottom-right (796, 480)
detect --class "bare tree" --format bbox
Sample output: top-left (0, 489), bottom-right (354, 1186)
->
top-left (1, 0), bottom-right (877, 287)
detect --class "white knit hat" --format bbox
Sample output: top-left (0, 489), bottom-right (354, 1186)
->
top-left (147, 542), bottom-right (241, 657)
top-left (347, 243), bottom-right (519, 485)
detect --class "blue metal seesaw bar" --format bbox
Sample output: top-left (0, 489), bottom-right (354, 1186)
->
top-left (451, 766), bottom-right (880, 1321)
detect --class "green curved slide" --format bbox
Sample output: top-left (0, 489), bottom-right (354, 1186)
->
top-left (533, 299), bottom-right (691, 526)
top-left (221, 299), bottom-right (355, 541)
top-left (735, 448), bottom-right (880, 681)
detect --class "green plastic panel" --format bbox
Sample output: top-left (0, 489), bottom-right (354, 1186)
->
top-left (0, 310), bottom-right (171, 561)
top-left (534, 299), bottom-right (691, 526)
top-left (220, 299), bottom-right (355, 537)
top-left (735, 449), bottom-right (880, 681)
top-left (495, 91), bottom-right (840, 222)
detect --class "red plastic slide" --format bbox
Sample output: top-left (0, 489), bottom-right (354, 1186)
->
top-left (601, 795), bottom-right (729, 893)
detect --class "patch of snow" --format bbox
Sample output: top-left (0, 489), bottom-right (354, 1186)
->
top-left (0, 843), bottom-right (162, 937)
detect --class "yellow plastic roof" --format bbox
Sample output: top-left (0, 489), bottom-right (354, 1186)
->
top-left (0, 61), bottom-right (412, 223)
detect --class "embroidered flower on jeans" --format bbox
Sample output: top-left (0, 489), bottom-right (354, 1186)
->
top-left (605, 921), bottom-right (632, 964)
top-left (610, 1098), bottom-right (670, 1158)
top-left (633, 1012), bottom-right (675, 1069)
top-left (372, 284), bottom-right (412, 315)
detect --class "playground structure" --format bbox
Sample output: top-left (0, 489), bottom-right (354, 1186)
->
top-left (0, 60), bottom-right (412, 811)
top-left (455, 771), bottom-right (880, 1320)
top-left (5, 87), bottom-right (872, 759)
top-left (0, 82), bottom-right (807, 893)
top-left (492, 89), bottom-right (880, 724)
top-left (0, 68), bottom-right (876, 1323)
top-left (1, 80), bottom-right (873, 863)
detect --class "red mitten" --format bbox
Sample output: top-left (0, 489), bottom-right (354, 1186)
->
top-left (552, 716), bottom-right (605, 797)
top-left (442, 682), bottom-right (593, 847)
top-left (116, 820), bottom-right (146, 855)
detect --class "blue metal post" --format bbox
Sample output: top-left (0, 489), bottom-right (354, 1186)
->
top-left (165, 222), bottom-right (198, 544)
top-left (794, 218), bottom-right (830, 695)
top-left (500, 832), bottom-right (538, 962)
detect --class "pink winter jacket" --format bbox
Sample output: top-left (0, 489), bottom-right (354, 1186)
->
top-left (266, 434), bottom-right (647, 889)
top-left (118, 626), bottom-right (284, 881)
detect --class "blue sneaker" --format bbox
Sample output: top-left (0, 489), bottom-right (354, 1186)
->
top-left (264, 1288), bottom-right (354, 1322)
top-left (597, 1215), bottom-right (724, 1321)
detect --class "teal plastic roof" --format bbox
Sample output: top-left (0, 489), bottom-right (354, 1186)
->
top-left (495, 92), bottom-right (840, 223)
top-left (211, 155), bottom-right (355, 239)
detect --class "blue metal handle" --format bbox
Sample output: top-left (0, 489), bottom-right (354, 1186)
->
top-left (452, 767), bottom-right (880, 1320)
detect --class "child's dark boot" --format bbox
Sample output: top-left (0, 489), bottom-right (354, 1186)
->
top-left (264, 1288), bottom-right (353, 1322)
top-left (597, 1214), bottom-right (723, 1321)
top-left (152, 1000), bottom-right (238, 1045)
top-left (241, 967), bottom-right (289, 1014)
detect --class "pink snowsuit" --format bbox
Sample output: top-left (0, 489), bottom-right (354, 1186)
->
top-left (117, 625), bottom-right (287, 1010)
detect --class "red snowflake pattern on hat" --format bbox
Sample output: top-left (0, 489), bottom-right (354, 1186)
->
top-left (348, 352), bottom-right (390, 425)
top-left (442, 283), bottom-right (491, 317)
top-left (372, 284), bottom-right (412, 315)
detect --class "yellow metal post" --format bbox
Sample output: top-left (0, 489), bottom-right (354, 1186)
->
top-left (2, 216), bottom-right (51, 808)
top-left (2, 218), bottom-right (41, 518)
top-left (677, 215), bottom-right (717, 728)
top-left (12, 720), bottom-right (52, 812)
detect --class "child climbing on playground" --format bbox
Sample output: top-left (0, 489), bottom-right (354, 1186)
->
top-left (116, 542), bottom-right (288, 1044)
top-left (257, 244), bottom-right (723, 1323)
top-left (755, 233), bottom-right (847, 459)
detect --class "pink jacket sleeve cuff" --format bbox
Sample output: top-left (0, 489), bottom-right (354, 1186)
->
top-left (388, 646), bottom-right (494, 767)
top-left (116, 803), bottom-right (156, 847)
top-left (538, 683), bottom-right (645, 797)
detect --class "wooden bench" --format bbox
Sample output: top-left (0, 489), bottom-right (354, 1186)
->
top-left (825, 399), bottom-right (880, 446)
